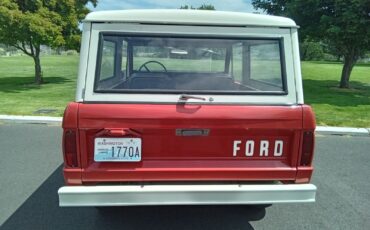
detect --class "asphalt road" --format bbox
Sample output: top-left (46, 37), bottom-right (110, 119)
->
top-left (0, 123), bottom-right (369, 230)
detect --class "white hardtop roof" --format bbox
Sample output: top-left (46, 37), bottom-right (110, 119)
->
top-left (85, 9), bottom-right (297, 28)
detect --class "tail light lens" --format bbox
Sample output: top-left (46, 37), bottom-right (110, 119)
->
top-left (300, 131), bottom-right (314, 166)
top-left (63, 130), bottom-right (78, 167)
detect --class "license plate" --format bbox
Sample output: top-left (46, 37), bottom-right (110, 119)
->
top-left (94, 138), bottom-right (141, 162)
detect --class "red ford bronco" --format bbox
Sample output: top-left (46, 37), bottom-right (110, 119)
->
top-left (58, 10), bottom-right (316, 207)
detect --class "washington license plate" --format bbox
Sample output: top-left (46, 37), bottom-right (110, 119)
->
top-left (94, 138), bottom-right (141, 162)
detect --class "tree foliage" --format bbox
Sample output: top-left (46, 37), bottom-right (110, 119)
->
top-left (252, 0), bottom-right (370, 88)
top-left (180, 4), bottom-right (216, 10)
top-left (300, 38), bottom-right (324, 61)
top-left (0, 0), bottom-right (97, 84)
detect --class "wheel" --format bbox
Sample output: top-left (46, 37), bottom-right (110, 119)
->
top-left (138, 60), bottom-right (167, 72)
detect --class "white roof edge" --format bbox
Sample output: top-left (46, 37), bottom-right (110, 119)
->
top-left (84, 9), bottom-right (297, 28)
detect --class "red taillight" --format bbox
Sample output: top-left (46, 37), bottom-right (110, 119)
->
top-left (300, 131), bottom-right (314, 166)
top-left (63, 130), bottom-right (78, 167)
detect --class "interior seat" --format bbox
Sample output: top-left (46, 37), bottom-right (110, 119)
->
top-left (128, 73), bottom-right (173, 89)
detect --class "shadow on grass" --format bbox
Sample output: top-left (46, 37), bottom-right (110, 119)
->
top-left (303, 79), bottom-right (370, 107)
top-left (0, 166), bottom-right (267, 230)
top-left (0, 76), bottom-right (71, 93)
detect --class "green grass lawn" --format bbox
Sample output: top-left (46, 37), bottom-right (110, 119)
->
top-left (0, 55), bottom-right (369, 127)
top-left (302, 61), bottom-right (370, 127)
top-left (0, 55), bottom-right (78, 117)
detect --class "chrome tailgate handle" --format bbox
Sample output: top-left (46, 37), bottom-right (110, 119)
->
top-left (176, 129), bottom-right (210, 136)
top-left (179, 94), bottom-right (206, 101)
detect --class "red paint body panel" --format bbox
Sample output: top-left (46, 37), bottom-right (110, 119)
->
top-left (302, 105), bottom-right (316, 131)
top-left (295, 166), bottom-right (314, 183)
top-left (62, 102), bottom-right (79, 129)
top-left (62, 103), bottom-right (316, 185)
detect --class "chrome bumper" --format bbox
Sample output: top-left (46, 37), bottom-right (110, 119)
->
top-left (58, 183), bottom-right (316, 207)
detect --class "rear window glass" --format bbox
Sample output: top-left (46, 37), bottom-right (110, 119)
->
top-left (99, 40), bottom-right (115, 80)
top-left (95, 34), bottom-right (286, 94)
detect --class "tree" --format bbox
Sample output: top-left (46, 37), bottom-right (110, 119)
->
top-left (197, 4), bottom-right (216, 10)
top-left (180, 5), bottom-right (196, 9)
top-left (252, 0), bottom-right (370, 88)
top-left (180, 4), bottom-right (216, 10)
top-left (0, 0), bottom-right (97, 84)
top-left (300, 38), bottom-right (324, 61)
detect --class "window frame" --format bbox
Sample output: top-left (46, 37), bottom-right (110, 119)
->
top-left (94, 32), bottom-right (288, 96)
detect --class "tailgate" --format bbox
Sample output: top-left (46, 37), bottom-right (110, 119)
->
top-left (77, 103), bottom-right (303, 183)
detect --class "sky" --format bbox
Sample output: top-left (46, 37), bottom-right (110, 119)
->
top-left (88, 0), bottom-right (257, 13)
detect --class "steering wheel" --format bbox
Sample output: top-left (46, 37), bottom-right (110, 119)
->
top-left (138, 60), bottom-right (167, 72)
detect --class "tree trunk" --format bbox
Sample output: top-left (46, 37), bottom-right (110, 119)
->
top-left (339, 53), bottom-right (356, 88)
top-left (33, 46), bottom-right (43, 84)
